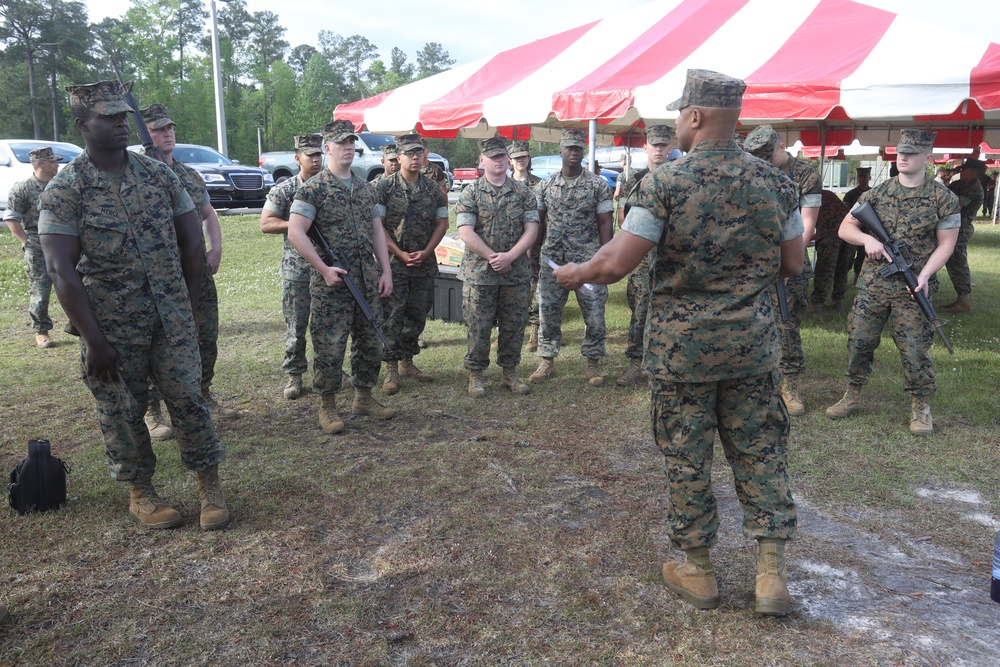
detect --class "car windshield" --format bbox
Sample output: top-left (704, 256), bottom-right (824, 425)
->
top-left (362, 133), bottom-right (396, 149)
top-left (172, 145), bottom-right (233, 165)
top-left (8, 142), bottom-right (82, 164)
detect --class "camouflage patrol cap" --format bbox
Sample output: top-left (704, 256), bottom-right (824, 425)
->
top-left (508, 140), bottom-right (531, 159)
top-left (645, 124), bottom-right (673, 146)
top-left (66, 80), bottom-right (134, 115)
top-left (395, 133), bottom-right (424, 152)
top-left (294, 134), bottom-right (323, 155)
top-left (27, 147), bottom-right (59, 163)
top-left (479, 136), bottom-right (508, 158)
top-left (559, 129), bottom-right (587, 148)
top-left (140, 104), bottom-right (175, 130)
top-left (743, 125), bottom-right (781, 160)
top-left (896, 128), bottom-right (935, 154)
top-left (856, 167), bottom-right (871, 178)
top-left (959, 157), bottom-right (986, 174)
top-left (322, 119), bottom-right (359, 143)
top-left (380, 144), bottom-right (399, 159)
top-left (666, 69), bottom-right (745, 111)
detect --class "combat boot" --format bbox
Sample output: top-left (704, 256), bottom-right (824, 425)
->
top-left (616, 358), bottom-right (645, 387)
top-left (382, 361), bottom-right (399, 395)
top-left (197, 465), bottom-right (230, 530)
top-left (35, 331), bottom-right (54, 348)
top-left (205, 392), bottom-right (239, 421)
top-left (129, 480), bottom-right (182, 529)
top-left (400, 358), bottom-right (433, 381)
top-left (826, 384), bottom-right (863, 419)
top-left (353, 387), bottom-right (395, 419)
top-left (529, 358), bottom-right (556, 384)
top-left (144, 400), bottom-right (174, 441)
top-left (527, 324), bottom-right (539, 352)
top-left (661, 547), bottom-right (720, 610)
top-left (318, 393), bottom-right (344, 434)
top-left (780, 375), bottom-right (805, 416)
top-left (468, 370), bottom-right (486, 397)
top-left (501, 367), bottom-right (530, 395)
top-left (909, 395), bottom-right (933, 436)
top-left (283, 374), bottom-right (302, 400)
top-left (755, 538), bottom-right (792, 616)
top-left (942, 295), bottom-right (972, 314)
top-left (586, 358), bottom-right (605, 387)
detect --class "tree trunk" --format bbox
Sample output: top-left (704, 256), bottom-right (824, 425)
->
top-left (49, 66), bottom-right (60, 140)
top-left (27, 45), bottom-right (40, 140)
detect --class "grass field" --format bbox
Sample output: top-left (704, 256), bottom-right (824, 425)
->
top-left (0, 216), bottom-right (997, 666)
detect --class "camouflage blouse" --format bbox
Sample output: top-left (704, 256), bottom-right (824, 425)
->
top-left (455, 176), bottom-right (538, 286)
top-left (263, 174), bottom-right (312, 282)
top-left (536, 169), bottom-right (614, 264)
top-left (2, 175), bottom-right (47, 246)
top-left (374, 172), bottom-right (449, 277)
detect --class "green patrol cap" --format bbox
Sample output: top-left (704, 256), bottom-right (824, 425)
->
top-left (380, 144), bottom-right (399, 159)
top-left (323, 119), bottom-right (359, 143)
top-left (645, 124), bottom-right (673, 146)
top-left (959, 157), bottom-right (986, 174)
top-left (395, 133), bottom-right (424, 152)
top-left (294, 134), bottom-right (323, 155)
top-left (896, 128), bottom-right (936, 154)
top-left (479, 136), bottom-right (508, 158)
top-left (140, 103), bottom-right (175, 130)
top-left (560, 129), bottom-right (587, 148)
top-left (743, 125), bottom-right (780, 160)
top-left (28, 147), bottom-right (59, 163)
top-left (66, 80), bottom-right (134, 115)
top-left (666, 69), bottom-right (745, 111)
top-left (508, 140), bottom-right (531, 159)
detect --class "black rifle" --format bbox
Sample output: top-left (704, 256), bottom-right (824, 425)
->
top-left (775, 279), bottom-right (793, 349)
top-left (851, 202), bottom-right (955, 354)
top-left (306, 224), bottom-right (393, 353)
top-left (109, 58), bottom-right (166, 163)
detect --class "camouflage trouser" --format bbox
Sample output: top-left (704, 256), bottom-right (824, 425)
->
top-left (311, 277), bottom-right (383, 394)
top-left (463, 282), bottom-right (531, 371)
top-left (24, 243), bottom-right (53, 333)
top-left (84, 321), bottom-right (225, 482)
top-left (527, 274), bottom-right (540, 328)
top-left (811, 237), bottom-right (850, 305)
top-left (944, 222), bottom-right (974, 297)
top-left (845, 288), bottom-right (936, 396)
top-left (625, 251), bottom-right (654, 360)
top-left (651, 370), bottom-right (796, 550)
top-left (383, 272), bottom-right (433, 361)
top-left (536, 261), bottom-right (608, 360)
top-left (770, 253), bottom-right (812, 376)
top-left (833, 241), bottom-right (860, 297)
top-left (281, 278), bottom-right (311, 376)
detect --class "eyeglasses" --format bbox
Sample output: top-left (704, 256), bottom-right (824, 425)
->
top-left (400, 148), bottom-right (425, 157)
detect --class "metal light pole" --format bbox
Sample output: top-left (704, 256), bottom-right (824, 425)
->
top-left (210, 0), bottom-right (229, 157)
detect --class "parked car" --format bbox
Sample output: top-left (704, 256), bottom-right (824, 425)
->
top-left (129, 143), bottom-right (274, 209)
top-left (530, 154), bottom-right (618, 188)
top-left (451, 165), bottom-right (483, 189)
top-left (259, 131), bottom-right (452, 185)
top-left (0, 139), bottom-right (83, 209)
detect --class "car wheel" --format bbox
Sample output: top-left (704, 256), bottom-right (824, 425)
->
top-left (275, 175), bottom-right (289, 184)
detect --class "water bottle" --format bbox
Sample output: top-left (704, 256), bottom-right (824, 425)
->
top-left (992, 530), bottom-right (1000, 603)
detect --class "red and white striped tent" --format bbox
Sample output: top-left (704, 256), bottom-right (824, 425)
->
top-left (335, 0), bottom-right (1000, 150)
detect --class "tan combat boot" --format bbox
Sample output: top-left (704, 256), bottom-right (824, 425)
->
top-left (826, 384), bottom-right (863, 419)
top-left (318, 394), bottom-right (344, 434)
top-left (586, 358), bottom-right (605, 387)
top-left (501, 367), bottom-right (530, 395)
top-left (382, 361), bottom-right (399, 395)
top-left (616, 358), bottom-right (645, 387)
top-left (780, 375), bottom-right (805, 416)
top-left (909, 395), bottom-right (933, 436)
top-left (35, 331), bottom-right (54, 348)
top-left (468, 370), bottom-right (486, 397)
top-left (144, 400), bottom-right (174, 441)
top-left (942, 295), bottom-right (971, 314)
top-left (400, 358), bottom-right (433, 381)
top-left (755, 538), bottom-right (792, 616)
top-left (661, 547), bottom-right (720, 610)
top-left (527, 324), bottom-right (539, 352)
top-left (129, 480), bottom-right (182, 529)
top-left (283, 374), bottom-right (302, 400)
top-left (197, 465), bottom-right (230, 530)
top-left (353, 387), bottom-right (395, 419)
top-left (205, 391), bottom-right (239, 421)
top-left (529, 357), bottom-right (556, 383)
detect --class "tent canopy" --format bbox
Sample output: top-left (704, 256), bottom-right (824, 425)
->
top-left (335, 0), bottom-right (1000, 148)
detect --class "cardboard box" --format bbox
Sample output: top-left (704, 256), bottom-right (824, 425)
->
top-left (435, 232), bottom-right (465, 267)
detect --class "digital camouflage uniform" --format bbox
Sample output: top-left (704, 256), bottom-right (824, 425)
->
top-left (456, 171), bottom-right (539, 372)
top-left (944, 173), bottom-right (983, 297)
top-left (535, 161), bottom-right (614, 360)
top-left (291, 169), bottom-right (384, 394)
top-left (509, 141), bottom-right (543, 329)
top-left (420, 162), bottom-right (449, 192)
top-left (4, 173), bottom-right (55, 333)
top-left (264, 173), bottom-right (313, 376)
top-left (846, 178), bottom-right (960, 395)
top-left (624, 136), bottom-right (802, 550)
top-left (619, 167), bottom-right (656, 361)
top-left (810, 190), bottom-right (851, 305)
top-left (374, 169), bottom-right (448, 360)
top-left (840, 177), bottom-right (870, 282)
top-left (38, 150), bottom-right (225, 481)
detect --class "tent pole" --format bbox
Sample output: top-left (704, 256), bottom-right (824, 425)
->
top-left (588, 119), bottom-right (597, 173)
top-left (819, 125), bottom-right (827, 187)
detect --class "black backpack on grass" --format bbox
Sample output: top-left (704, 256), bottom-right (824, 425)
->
top-left (8, 439), bottom-right (70, 514)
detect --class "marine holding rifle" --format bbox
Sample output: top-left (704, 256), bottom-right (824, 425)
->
top-left (286, 119), bottom-right (395, 434)
top-left (826, 128), bottom-right (960, 436)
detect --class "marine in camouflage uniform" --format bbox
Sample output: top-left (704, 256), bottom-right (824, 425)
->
top-left (826, 129), bottom-right (960, 436)
top-left (374, 133), bottom-right (449, 392)
top-left (375, 143), bottom-right (400, 182)
top-left (809, 189), bottom-right (851, 307)
top-left (260, 133), bottom-right (324, 400)
top-left (745, 124), bottom-right (822, 416)
top-left (530, 128), bottom-right (614, 386)
top-left (941, 157), bottom-right (984, 313)
top-left (509, 140), bottom-right (542, 349)
top-left (839, 167), bottom-right (872, 287)
top-left (456, 137), bottom-right (539, 397)
top-left (419, 137), bottom-right (450, 195)
top-left (39, 81), bottom-right (228, 530)
top-left (3, 147), bottom-right (60, 348)
top-left (615, 124), bottom-right (675, 386)
top-left (287, 120), bottom-right (395, 434)
top-left (552, 70), bottom-right (803, 616)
